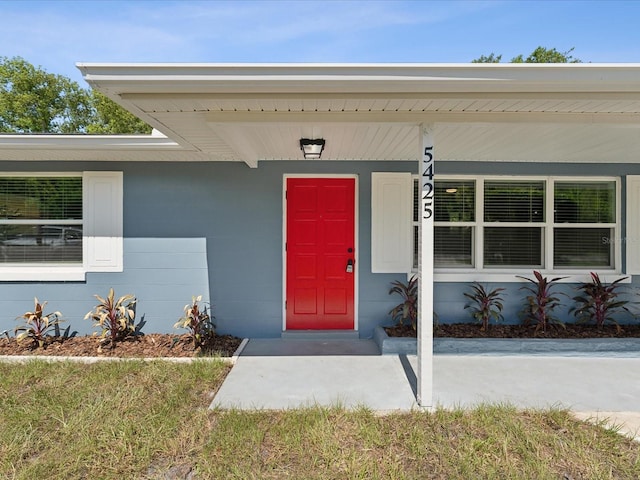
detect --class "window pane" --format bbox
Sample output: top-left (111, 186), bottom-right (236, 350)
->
top-left (484, 181), bottom-right (545, 223)
top-left (0, 177), bottom-right (82, 220)
top-left (484, 227), bottom-right (543, 267)
top-left (413, 179), bottom-right (419, 223)
top-left (554, 181), bottom-right (615, 223)
top-left (435, 180), bottom-right (475, 222)
top-left (554, 227), bottom-right (612, 267)
top-left (413, 225), bottom-right (418, 270)
top-left (0, 224), bottom-right (83, 263)
top-left (435, 226), bottom-right (473, 267)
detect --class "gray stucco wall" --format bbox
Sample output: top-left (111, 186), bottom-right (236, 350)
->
top-left (0, 160), bottom-right (411, 339)
top-left (0, 160), bottom-right (638, 338)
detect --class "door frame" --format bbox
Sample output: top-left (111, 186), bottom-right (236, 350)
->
top-left (282, 174), bottom-right (359, 332)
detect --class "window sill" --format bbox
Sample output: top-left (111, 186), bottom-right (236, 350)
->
top-left (0, 266), bottom-right (86, 282)
top-left (431, 271), bottom-right (630, 284)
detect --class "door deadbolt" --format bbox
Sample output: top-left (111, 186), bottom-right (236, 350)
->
top-left (346, 258), bottom-right (354, 273)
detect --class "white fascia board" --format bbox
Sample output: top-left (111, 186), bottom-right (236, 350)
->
top-left (77, 63), bottom-right (640, 95)
top-left (0, 134), bottom-right (184, 151)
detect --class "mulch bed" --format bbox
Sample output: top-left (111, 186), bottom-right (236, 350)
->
top-left (385, 323), bottom-right (640, 339)
top-left (0, 333), bottom-right (243, 358)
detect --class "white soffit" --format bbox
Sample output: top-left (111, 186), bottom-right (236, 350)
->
top-left (4, 63), bottom-right (640, 164)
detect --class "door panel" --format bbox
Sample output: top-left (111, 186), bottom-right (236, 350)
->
top-left (286, 178), bottom-right (355, 330)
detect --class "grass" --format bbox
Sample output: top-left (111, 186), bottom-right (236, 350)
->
top-left (0, 361), bottom-right (638, 479)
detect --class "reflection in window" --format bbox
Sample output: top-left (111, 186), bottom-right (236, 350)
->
top-left (484, 226), bottom-right (543, 267)
top-left (434, 180), bottom-right (475, 267)
top-left (484, 181), bottom-right (545, 223)
top-left (0, 177), bottom-right (82, 264)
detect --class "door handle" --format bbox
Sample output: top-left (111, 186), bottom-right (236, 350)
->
top-left (346, 258), bottom-right (354, 273)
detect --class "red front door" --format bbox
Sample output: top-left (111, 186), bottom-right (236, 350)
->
top-left (286, 177), bottom-right (355, 330)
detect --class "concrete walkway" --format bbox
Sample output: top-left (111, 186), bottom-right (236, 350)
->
top-left (211, 339), bottom-right (640, 440)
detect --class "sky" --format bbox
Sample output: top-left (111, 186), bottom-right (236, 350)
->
top-left (1, 0), bottom-right (640, 86)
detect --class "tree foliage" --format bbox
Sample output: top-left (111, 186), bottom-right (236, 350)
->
top-left (471, 53), bottom-right (503, 63)
top-left (0, 56), bottom-right (92, 133)
top-left (472, 46), bottom-right (581, 64)
top-left (86, 91), bottom-right (151, 134)
top-left (0, 56), bottom-right (151, 134)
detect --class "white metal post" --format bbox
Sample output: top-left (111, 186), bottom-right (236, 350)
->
top-left (417, 125), bottom-right (434, 407)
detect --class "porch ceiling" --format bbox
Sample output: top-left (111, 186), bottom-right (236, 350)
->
top-left (4, 64), bottom-right (640, 165)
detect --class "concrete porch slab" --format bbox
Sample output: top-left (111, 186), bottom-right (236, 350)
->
top-left (210, 354), bottom-right (417, 411)
top-left (425, 355), bottom-right (640, 412)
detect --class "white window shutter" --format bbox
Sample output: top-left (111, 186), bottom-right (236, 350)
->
top-left (371, 172), bottom-right (412, 273)
top-left (83, 172), bottom-right (123, 272)
top-left (626, 175), bottom-right (640, 274)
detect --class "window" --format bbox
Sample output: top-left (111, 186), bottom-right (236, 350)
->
top-left (553, 181), bottom-right (616, 268)
top-left (483, 180), bottom-right (545, 268)
top-left (413, 176), bottom-right (619, 272)
top-left (0, 176), bottom-right (83, 264)
top-left (0, 172), bottom-right (123, 281)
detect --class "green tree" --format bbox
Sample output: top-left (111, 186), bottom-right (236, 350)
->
top-left (0, 56), bottom-right (92, 133)
top-left (472, 46), bottom-right (581, 63)
top-left (471, 53), bottom-right (503, 63)
top-left (86, 91), bottom-right (152, 134)
top-left (0, 56), bottom-right (151, 134)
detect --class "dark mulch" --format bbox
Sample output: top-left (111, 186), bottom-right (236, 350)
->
top-left (385, 323), bottom-right (640, 339)
top-left (0, 333), bottom-right (243, 358)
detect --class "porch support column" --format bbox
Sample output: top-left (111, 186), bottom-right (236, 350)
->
top-left (417, 124), bottom-right (434, 407)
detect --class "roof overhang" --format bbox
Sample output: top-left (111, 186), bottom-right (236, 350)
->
top-left (3, 63), bottom-right (640, 166)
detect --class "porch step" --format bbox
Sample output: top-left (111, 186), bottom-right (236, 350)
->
top-left (281, 330), bottom-right (360, 340)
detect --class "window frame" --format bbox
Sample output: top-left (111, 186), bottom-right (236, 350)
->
top-left (0, 173), bottom-right (83, 268)
top-left (412, 175), bottom-right (623, 282)
top-left (0, 171), bottom-right (123, 282)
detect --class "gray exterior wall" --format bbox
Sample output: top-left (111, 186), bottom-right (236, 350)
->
top-left (0, 160), bottom-right (638, 339)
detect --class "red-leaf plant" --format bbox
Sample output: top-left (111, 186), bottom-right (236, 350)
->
top-left (517, 270), bottom-right (567, 333)
top-left (570, 272), bottom-right (630, 330)
top-left (388, 276), bottom-right (418, 331)
top-left (463, 282), bottom-right (505, 331)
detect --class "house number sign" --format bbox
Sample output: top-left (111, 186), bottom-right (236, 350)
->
top-left (422, 144), bottom-right (434, 219)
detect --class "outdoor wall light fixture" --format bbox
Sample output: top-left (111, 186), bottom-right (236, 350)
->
top-left (300, 138), bottom-right (325, 159)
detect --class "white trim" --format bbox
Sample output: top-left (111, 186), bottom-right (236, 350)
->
top-left (0, 134), bottom-right (181, 150)
top-left (0, 266), bottom-right (85, 282)
top-left (417, 125), bottom-right (434, 408)
top-left (282, 174), bottom-right (359, 333)
top-left (371, 172), bottom-right (412, 273)
top-left (435, 272), bottom-right (630, 284)
top-left (626, 175), bottom-right (640, 274)
top-left (83, 171), bottom-right (123, 273)
top-left (78, 63), bottom-right (640, 95)
top-left (0, 172), bottom-right (83, 177)
top-left (0, 173), bottom-right (85, 281)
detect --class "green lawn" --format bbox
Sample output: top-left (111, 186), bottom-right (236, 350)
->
top-left (0, 360), bottom-right (638, 479)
